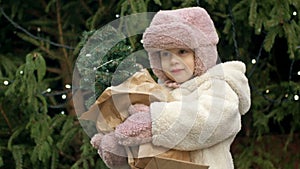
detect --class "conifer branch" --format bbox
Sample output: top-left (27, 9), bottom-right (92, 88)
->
top-left (56, 0), bottom-right (76, 116)
top-left (0, 104), bottom-right (12, 134)
top-left (59, 150), bottom-right (76, 162)
top-left (0, 7), bottom-right (74, 50)
top-left (288, 59), bottom-right (295, 82)
top-left (228, 4), bottom-right (240, 59)
top-left (56, 0), bottom-right (72, 74)
top-left (248, 37), bottom-right (265, 78)
top-left (46, 67), bottom-right (62, 74)
top-left (80, 0), bottom-right (93, 15)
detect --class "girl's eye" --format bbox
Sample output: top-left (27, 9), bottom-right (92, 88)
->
top-left (160, 51), bottom-right (171, 57)
top-left (178, 49), bottom-right (188, 54)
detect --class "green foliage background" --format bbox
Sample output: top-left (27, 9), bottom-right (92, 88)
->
top-left (0, 0), bottom-right (299, 169)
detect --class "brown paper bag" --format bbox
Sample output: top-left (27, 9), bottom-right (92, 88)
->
top-left (137, 143), bottom-right (190, 160)
top-left (143, 156), bottom-right (209, 169)
top-left (80, 69), bottom-right (207, 168)
top-left (134, 143), bottom-right (191, 168)
top-left (80, 69), bottom-right (173, 133)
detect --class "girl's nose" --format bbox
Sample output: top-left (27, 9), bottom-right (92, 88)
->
top-left (170, 54), bottom-right (180, 65)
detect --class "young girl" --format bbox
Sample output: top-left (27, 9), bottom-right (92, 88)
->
top-left (91, 7), bottom-right (251, 169)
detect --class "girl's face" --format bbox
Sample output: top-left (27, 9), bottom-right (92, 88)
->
top-left (160, 48), bottom-right (195, 83)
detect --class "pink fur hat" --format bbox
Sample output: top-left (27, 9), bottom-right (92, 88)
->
top-left (142, 7), bottom-right (219, 82)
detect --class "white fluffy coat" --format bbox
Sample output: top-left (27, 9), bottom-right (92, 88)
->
top-left (150, 61), bottom-right (251, 169)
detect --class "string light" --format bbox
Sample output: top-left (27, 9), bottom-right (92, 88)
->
top-left (3, 80), bottom-right (9, 85)
top-left (61, 111), bottom-right (65, 115)
top-left (292, 11), bottom-right (297, 16)
top-left (46, 88), bottom-right (51, 92)
top-left (20, 70), bottom-right (24, 74)
top-left (37, 27), bottom-right (41, 32)
top-left (265, 89), bottom-right (270, 94)
top-left (0, 8), bottom-right (74, 49)
top-left (257, 28), bottom-right (261, 33)
top-left (65, 84), bottom-right (71, 89)
top-left (85, 53), bottom-right (91, 57)
top-left (297, 71), bottom-right (300, 76)
top-left (294, 95), bottom-right (299, 101)
top-left (61, 94), bottom-right (67, 99)
top-left (116, 14), bottom-right (120, 18)
top-left (140, 39), bottom-right (143, 44)
top-left (251, 59), bottom-right (256, 64)
top-left (285, 94), bottom-right (289, 98)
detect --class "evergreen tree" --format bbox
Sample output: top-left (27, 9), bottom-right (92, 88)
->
top-left (0, 0), bottom-right (299, 169)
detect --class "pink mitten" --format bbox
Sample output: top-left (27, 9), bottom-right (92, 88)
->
top-left (90, 132), bottom-right (128, 168)
top-left (128, 104), bottom-right (150, 115)
top-left (90, 133), bottom-right (104, 149)
top-left (115, 112), bottom-right (152, 146)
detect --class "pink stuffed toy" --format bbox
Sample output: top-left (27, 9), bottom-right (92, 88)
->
top-left (90, 132), bottom-right (128, 168)
top-left (115, 104), bottom-right (152, 146)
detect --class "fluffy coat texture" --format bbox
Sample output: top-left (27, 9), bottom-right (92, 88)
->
top-left (143, 7), bottom-right (219, 81)
top-left (150, 61), bottom-right (251, 169)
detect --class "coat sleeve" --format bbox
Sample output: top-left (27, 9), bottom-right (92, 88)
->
top-left (150, 79), bottom-right (242, 151)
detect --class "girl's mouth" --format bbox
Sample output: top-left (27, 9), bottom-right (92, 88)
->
top-left (171, 69), bottom-right (183, 73)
